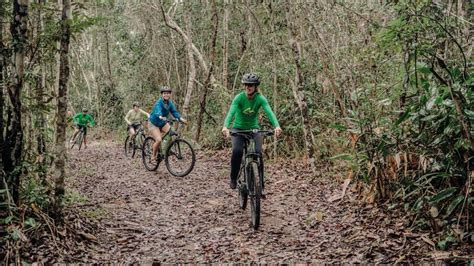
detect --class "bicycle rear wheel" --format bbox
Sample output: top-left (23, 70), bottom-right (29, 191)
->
top-left (124, 136), bottom-right (134, 158)
top-left (142, 137), bottom-right (160, 171)
top-left (247, 161), bottom-right (261, 230)
top-left (165, 139), bottom-right (196, 177)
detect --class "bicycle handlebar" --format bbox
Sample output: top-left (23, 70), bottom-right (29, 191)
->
top-left (230, 129), bottom-right (274, 137)
top-left (161, 117), bottom-right (187, 125)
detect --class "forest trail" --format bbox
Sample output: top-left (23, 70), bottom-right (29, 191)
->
top-left (39, 140), bottom-right (439, 263)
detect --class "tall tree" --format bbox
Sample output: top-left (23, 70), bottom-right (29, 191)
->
top-left (0, 0), bottom-right (5, 175)
top-left (53, 0), bottom-right (71, 216)
top-left (4, 0), bottom-right (28, 204)
top-left (35, 0), bottom-right (47, 181)
top-left (285, 3), bottom-right (316, 172)
top-left (182, 12), bottom-right (196, 118)
top-left (195, 0), bottom-right (218, 142)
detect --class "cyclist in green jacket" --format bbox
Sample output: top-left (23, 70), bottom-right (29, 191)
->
top-left (70, 108), bottom-right (95, 149)
top-left (222, 73), bottom-right (282, 191)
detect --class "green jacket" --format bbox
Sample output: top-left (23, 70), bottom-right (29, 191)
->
top-left (224, 92), bottom-right (279, 130)
top-left (73, 113), bottom-right (95, 127)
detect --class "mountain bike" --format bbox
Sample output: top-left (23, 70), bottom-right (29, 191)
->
top-left (70, 125), bottom-right (87, 150)
top-left (142, 119), bottom-right (196, 177)
top-left (124, 122), bottom-right (146, 158)
top-left (231, 129), bottom-right (273, 230)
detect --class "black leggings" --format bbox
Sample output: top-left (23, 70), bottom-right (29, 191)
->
top-left (230, 131), bottom-right (264, 184)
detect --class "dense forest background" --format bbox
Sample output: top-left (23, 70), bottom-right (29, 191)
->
top-left (0, 0), bottom-right (472, 262)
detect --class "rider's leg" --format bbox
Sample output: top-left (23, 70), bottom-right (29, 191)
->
top-left (149, 125), bottom-right (162, 161)
top-left (230, 134), bottom-right (245, 189)
top-left (129, 126), bottom-right (136, 139)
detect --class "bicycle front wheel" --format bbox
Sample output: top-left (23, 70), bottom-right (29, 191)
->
top-left (77, 132), bottom-right (84, 150)
top-left (124, 136), bottom-right (134, 158)
top-left (136, 132), bottom-right (146, 150)
top-left (165, 139), bottom-right (196, 177)
top-left (247, 161), bottom-right (261, 230)
top-left (239, 179), bottom-right (248, 210)
top-left (142, 137), bottom-right (160, 171)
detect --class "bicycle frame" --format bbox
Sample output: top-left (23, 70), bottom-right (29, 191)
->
top-left (237, 133), bottom-right (263, 195)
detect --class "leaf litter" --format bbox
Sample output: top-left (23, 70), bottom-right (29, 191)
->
top-left (24, 141), bottom-right (473, 263)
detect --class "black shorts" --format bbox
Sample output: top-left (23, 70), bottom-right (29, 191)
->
top-left (127, 123), bottom-right (141, 131)
top-left (76, 124), bottom-right (88, 135)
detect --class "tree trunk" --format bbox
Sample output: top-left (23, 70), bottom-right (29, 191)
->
top-left (222, 0), bottom-right (229, 89)
top-left (4, 0), bottom-right (28, 204)
top-left (35, 0), bottom-right (47, 181)
top-left (158, 2), bottom-right (216, 85)
top-left (0, 0), bottom-right (5, 192)
top-left (53, 0), bottom-right (71, 217)
top-left (195, 0), bottom-right (218, 142)
top-left (285, 3), bottom-right (316, 173)
top-left (182, 13), bottom-right (196, 119)
top-left (0, 0), bottom-right (5, 170)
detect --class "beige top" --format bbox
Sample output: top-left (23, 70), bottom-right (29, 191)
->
top-left (125, 109), bottom-right (149, 125)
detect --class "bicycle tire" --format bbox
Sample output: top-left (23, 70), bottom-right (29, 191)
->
top-left (239, 180), bottom-right (248, 210)
top-left (247, 160), bottom-right (261, 230)
top-left (165, 139), bottom-right (196, 177)
top-left (142, 136), bottom-right (160, 171)
top-left (124, 136), bottom-right (134, 158)
top-left (77, 132), bottom-right (84, 150)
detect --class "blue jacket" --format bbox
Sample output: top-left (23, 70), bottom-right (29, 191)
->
top-left (149, 97), bottom-right (181, 127)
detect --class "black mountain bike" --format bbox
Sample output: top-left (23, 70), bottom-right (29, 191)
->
top-left (71, 126), bottom-right (87, 150)
top-left (124, 122), bottom-right (146, 158)
top-left (142, 119), bottom-right (196, 177)
top-left (232, 129), bottom-right (273, 230)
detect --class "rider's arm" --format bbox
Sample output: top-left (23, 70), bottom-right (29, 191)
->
top-left (124, 110), bottom-right (133, 125)
top-left (223, 95), bottom-right (240, 128)
top-left (261, 96), bottom-right (280, 128)
top-left (139, 108), bottom-right (150, 119)
top-left (88, 115), bottom-right (96, 126)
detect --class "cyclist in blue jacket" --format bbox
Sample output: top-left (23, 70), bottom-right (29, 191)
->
top-left (148, 86), bottom-right (187, 162)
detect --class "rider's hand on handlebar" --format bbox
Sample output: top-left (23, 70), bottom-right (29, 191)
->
top-left (180, 118), bottom-right (188, 125)
top-left (222, 127), bottom-right (230, 139)
top-left (275, 127), bottom-right (282, 138)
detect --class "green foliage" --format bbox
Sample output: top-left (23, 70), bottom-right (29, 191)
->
top-left (21, 176), bottom-right (51, 210)
top-left (334, 0), bottom-right (473, 246)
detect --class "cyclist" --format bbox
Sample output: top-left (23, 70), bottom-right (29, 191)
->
top-left (222, 73), bottom-right (282, 192)
top-left (125, 101), bottom-right (150, 140)
top-left (70, 108), bottom-right (95, 149)
top-left (149, 86), bottom-right (187, 162)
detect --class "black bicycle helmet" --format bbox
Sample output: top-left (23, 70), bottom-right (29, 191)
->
top-left (160, 86), bottom-right (172, 93)
top-left (241, 73), bottom-right (260, 86)
top-left (82, 108), bottom-right (88, 113)
top-left (132, 101), bottom-right (140, 107)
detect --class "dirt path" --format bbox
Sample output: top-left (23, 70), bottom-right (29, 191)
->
top-left (57, 141), bottom-right (439, 263)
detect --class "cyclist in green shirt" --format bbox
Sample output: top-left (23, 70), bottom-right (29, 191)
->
top-left (222, 73), bottom-right (282, 191)
top-left (70, 108), bottom-right (95, 149)
top-left (125, 101), bottom-right (150, 140)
